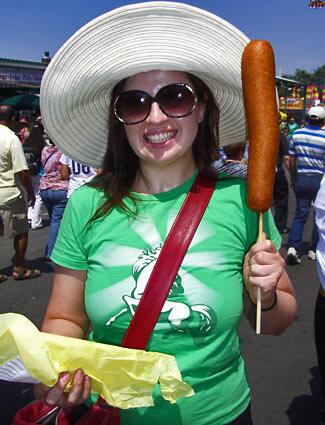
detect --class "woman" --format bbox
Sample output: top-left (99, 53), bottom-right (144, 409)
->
top-left (25, 123), bottom-right (46, 229)
top-left (35, 3), bottom-right (297, 424)
top-left (39, 140), bottom-right (68, 259)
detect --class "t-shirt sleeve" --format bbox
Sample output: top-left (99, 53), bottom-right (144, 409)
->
top-left (51, 194), bottom-right (88, 269)
top-left (288, 137), bottom-right (295, 156)
top-left (60, 153), bottom-right (70, 165)
top-left (11, 135), bottom-right (28, 173)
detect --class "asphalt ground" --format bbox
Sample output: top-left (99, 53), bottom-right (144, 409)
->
top-left (0, 191), bottom-right (323, 425)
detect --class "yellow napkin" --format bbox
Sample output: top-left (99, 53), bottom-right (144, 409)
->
top-left (0, 313), bottom-right (194, 408)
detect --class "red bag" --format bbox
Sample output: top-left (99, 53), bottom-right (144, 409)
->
top-left (56, 403), bottom-right (120, 425)
top-left (12, 172), bottom-right (216, 425)
top-left (13, 401), bottom-right (59, 425)
top-left (13, 401), bottom-right (120, 425)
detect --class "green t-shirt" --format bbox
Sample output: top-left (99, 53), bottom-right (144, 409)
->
top-left (51, 173), bottom-right (281, 425)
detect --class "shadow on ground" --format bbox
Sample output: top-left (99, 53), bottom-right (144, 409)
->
top-left (0, 257), bottom-right (54, 278)
top-left (286, 367), bottom-right (324, 425)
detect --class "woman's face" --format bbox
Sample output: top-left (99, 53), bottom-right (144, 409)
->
top-left (122, 70), bottom-right (206, 170)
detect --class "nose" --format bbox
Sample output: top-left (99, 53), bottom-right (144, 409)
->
top-left (146, 101), bottom-right (168, 124)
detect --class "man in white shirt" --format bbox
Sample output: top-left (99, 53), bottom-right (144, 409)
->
top-left (314, 175), bottom-right (325, 424)
top-left (0, 105), bottom-right (41, 281)
top-left (60, 154), bottom-right (98, 198)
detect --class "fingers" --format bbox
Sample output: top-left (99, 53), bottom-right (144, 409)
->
top-left (67, 369), bottom-right (90, 405)
top-left (35, 370), bottom-right (91, 408)
top-left (244, 238), bottom-right (285, 305)
top-left (249, 262), bottom-right (281, 278)
top-left (248, 251), bottom-right (285, 284)
top-left (248, 273), bottom-right (281, 294)
top-left (249, 238), bottom-right (277, 258)
top-left (45, 372), bottom-right (71, 406)
top-left (82, 375), bottom-right (92, 400)
top-left (249, 250), bottom-right (280, 266)
top-left (253, 249), bottom-right (285, 267)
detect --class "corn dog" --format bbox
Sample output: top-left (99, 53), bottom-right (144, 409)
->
top-left (242, 40), bottom-right (279, 213)
top-left (241, 40), bottom-right (279, 334)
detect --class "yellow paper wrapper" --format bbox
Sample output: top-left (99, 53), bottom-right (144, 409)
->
top-left (0, 313), bottom-right (194, 408)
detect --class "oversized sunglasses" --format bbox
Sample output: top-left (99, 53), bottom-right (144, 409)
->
top-left (114, 83), bottom-right (197, 125)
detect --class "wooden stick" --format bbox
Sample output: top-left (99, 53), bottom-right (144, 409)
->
top-left (256, 212), bottom-right (263, 334)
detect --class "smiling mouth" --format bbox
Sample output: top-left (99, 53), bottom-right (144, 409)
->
top-left (145, 131), bottom-right (177, 144)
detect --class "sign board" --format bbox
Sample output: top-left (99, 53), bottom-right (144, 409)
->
top-left (0, 66), bottom-right (44, 86)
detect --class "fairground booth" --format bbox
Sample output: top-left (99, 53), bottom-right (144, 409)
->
top-left (0, 52), bottom-right (51, 117)
top-left (276, 76), bottom-right (325, 124)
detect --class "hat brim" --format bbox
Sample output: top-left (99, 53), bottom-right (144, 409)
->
top-left (40, 1), bottom-right (250, 168)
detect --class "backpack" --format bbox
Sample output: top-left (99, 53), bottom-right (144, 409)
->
top-left (23, 146), bottom-right (40, 176)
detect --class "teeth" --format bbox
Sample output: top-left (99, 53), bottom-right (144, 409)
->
top-left (146, 132), bottom-right (175, 143)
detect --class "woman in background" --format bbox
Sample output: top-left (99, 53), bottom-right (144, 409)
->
top-left (39, 140), bottom-right (68, 259)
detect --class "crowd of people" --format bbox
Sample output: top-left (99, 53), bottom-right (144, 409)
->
top-left (0, 109), bottom-right (99, 279)
top-left (0, 2), bottom-right (324, 425)
top-left (0, 100), bottom-right (324, 425)
top-left (274, 107), bottom-right (325, 265)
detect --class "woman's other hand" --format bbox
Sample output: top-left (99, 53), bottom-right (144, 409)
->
top-left (243, 233), bottom-right (285, 309)
top-left (34, 369), bottom-right (91, 408)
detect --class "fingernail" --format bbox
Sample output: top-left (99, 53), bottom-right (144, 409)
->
top-left (59, 372), bottom-right (70, 385)
top-left (75, 369), bottom-right (83, 382)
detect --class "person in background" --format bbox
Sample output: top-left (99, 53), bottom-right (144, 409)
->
top-left (212, 143), bottom-right (247, 179)
top-left (39, 140), bottom-right (68, 260)
top-left (287, 117), bottom-right (298, 141)
top-left (314, 174), bottom-right (325, 425)
top-left (223, 142), bottom-right (246, 162)
top-left (34, 4), bottom-right (296, 424)
top-left (17, 118), bottom-right (30, 145)
top-left (60, 154), bottom-right (98, 198)
top-left (222, 142), bottom-right (247, 178)
top-left (0, 105), bottom-right (41, 281)
top-left (319, 104), bottom-right (325, 131)
top-left (273, 122), bottom-right (290, 234)
top-left (287, 106), bottom-right (325, 265)
top-left (25, 123), bottom-right (46, 229)
top-left (279, 112), bottom-right (288, 135)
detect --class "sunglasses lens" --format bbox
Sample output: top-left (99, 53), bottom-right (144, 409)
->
top-left (157, 84), bottom-right (195, 118)
top-left (115, 91), bottom-right (150, 124)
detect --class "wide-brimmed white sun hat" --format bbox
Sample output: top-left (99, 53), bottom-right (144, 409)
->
top-left (40, 1), bottom-right (250, 168)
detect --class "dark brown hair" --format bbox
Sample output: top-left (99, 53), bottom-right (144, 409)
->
top-left (0, 105), bottom-right (15, 121)
top-left (308, 116), bottom-right (325, 127)
top-left (223, 142), bottom-right (247, 161)
top-left (25, 125), bottom-right (46, 161)
top-left (88, 72), bottom-right (220, 222)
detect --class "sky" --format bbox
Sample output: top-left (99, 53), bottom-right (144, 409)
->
top-left (1, 0), bottom-right (324, 76)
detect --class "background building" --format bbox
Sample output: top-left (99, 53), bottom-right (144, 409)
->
top-left (0, 52), bottom-right (50, 100)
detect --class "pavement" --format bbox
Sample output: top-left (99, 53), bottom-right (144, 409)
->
top-left (0, 195), bottom-right (323, 425)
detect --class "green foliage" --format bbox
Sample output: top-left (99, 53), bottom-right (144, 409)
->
top-left (283, 65), bottom-right (325, 85)
top-left (312, 65), bottom-right (325, 85)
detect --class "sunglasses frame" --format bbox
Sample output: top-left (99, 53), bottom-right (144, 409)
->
top-left (114, 83), bottom-right (198, 125)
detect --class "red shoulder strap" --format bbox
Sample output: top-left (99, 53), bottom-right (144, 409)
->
top-left (121, 172), bottom-right (217, 350)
